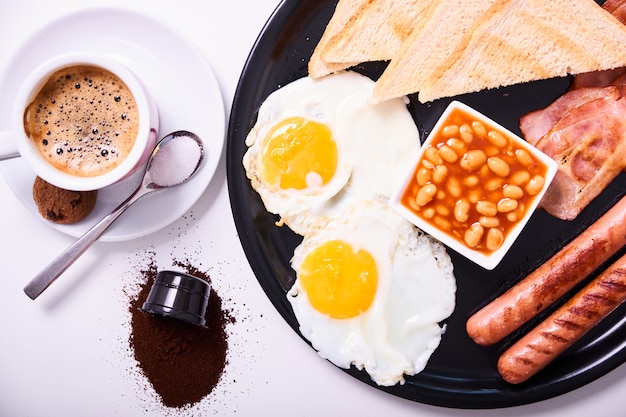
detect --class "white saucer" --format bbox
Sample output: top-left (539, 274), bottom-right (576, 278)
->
top-left (0, 7), bottom-right (225, 242)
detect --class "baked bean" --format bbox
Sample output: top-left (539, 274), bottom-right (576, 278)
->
top-left (424, 146), bottom-right (443, 165)
top-left (464, 175), bottom-right (479, 187)
top-left (464, 222), bottom-right (484, 248)
top-left (471, 121), bottom-right (487, 137)
top-left (502, 184), bottom-right (524, 199)
top-left (436, 190), bottom-right (446, 200)
top-left (416, 167), bottom-right (432, 186)
top-left (468, 189), bottom-right (482, 204)
top-left (434, 216), bottom-right (452, 232)
top-left (487, 130), bottom-right (508, 147)
top-left (515, 148), bottom-right (534, 167)
top-left (476, 200), bottom-right (497, 216)
top-left (447, 177), bottom-right (462, 198)
top-left (416, 184), bottom-right (437, 206)
top-left (432, 165), bottom-right (448, 183)
top-left (447, 138), bottom-right (467, 154)
top-left (526, 174), bottom-right (545, 195)
top-left (422, 159), bottom-right (434, 170)
top-left (487, 156), bottom-right (510, 177)
top-left (506, 205), bottom-right (525, 222)
top-left (459, 124), bottom-right (474, 143)
top-left (460, 150), bottom-right (487, 170)
top-left (486, 228), bottom-right (504, 251)
top-left (506, 211), bottom-right (521, 222)
top-left (423, 207), bottom-right (435, 219)
top-left (442, 124), bottom-right (459, 137)
top-left (485, 178), bottom-right (503, 191)
top-left (485, 146), bottom-right (500, 157)
top-left (454, 199), bottom-right (470, 223)
top-left (435, 204), bottom-right (450, 216)
top-left (479, 216), bottom-right (500, 228)
top-left (438, 145), bottom-right (458, 163)
top-left (510, 170), bottom-right (531, 186)
top-left (497, 198), bottom-right (518, 213)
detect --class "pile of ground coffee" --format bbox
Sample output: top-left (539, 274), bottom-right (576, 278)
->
top-left (129, 259), bottom-right (231, 408)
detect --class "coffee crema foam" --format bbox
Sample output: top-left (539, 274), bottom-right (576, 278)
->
top-left (24, 65), bottom-right (139, 178)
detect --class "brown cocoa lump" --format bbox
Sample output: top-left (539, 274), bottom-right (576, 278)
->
top-left (32, 176), bottom-right (97, 224)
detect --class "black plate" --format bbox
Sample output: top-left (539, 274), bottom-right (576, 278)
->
top-left (226, 0), bottom-right (626, 409)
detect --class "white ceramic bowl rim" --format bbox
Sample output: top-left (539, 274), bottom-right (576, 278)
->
top-left (390, 100), bottom-right (558, 270)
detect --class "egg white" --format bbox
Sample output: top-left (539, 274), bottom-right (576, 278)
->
top-left (242, 71), bottom-right (420, 235)
top-left (287, 200), bottom-right (456, 386)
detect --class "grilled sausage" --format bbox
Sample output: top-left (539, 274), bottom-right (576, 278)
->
top-left (497, 253), bottom-right (626, 384)
top-left (466, 195), bottom-right (626, 346)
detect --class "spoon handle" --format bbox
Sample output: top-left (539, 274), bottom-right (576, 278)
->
top-left (23, 188), bottom-right (154, 300)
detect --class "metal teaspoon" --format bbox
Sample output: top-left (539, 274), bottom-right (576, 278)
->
top-left (23, 130), bottom-right (204, 300)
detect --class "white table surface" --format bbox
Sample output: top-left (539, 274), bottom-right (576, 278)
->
top-left (0, 1), bottom-right (623, 416)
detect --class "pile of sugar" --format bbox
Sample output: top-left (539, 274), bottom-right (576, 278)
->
top-left (149, 135), bottom-right (202, 187)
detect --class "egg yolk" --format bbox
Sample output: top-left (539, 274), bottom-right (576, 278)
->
top-left (260, 117), bottom-right (337, 190)
top-left (298, 240), bottom-right (378, 319)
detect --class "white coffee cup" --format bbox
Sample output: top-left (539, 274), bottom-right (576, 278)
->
top-left (0, 52), bottom-right (159, 191)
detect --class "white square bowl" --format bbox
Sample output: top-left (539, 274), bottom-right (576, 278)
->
top-left (390, 100), bottom-right (558, 270)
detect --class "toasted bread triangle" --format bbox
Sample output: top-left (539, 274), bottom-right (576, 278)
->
top-left (372, 0), bottom-right (500, 103)
top-left (416, 0), bottom-right (626, 102)
top-left (308, 0), bottom-right (369, 79)
top-left (320, 0), bottom-right (432, 67)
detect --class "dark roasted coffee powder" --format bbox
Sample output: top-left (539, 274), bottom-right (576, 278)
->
top-left (129, 259), bottom-right (231, 408)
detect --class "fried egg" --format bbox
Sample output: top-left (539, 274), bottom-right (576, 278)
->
top-left (243, 71), bottom-right (419, 235)
top-left (287, 200), bottom-right (456, 386)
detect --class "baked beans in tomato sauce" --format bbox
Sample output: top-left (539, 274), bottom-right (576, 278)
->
top-left (400, 108), bottom-right (549, 253)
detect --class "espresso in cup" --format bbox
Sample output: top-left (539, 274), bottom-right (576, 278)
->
top-left (0, 53), bottom-right (159, 191)
top-left (23, 64), bottom-right (139, 177)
